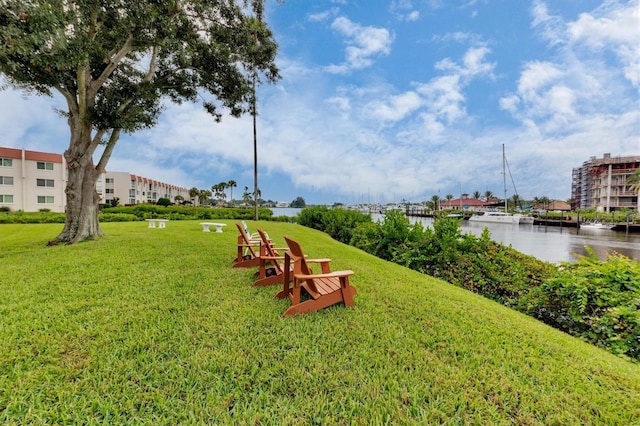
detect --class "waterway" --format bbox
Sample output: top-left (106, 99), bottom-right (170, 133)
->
top-left (271, 208), bottom-right (640, 263)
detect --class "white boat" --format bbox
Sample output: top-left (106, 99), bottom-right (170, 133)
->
top-left (469, 211), bottom-right (520, 224)
top-left (580, 219), bottom-right (615, 230)
top-left (470, 145), bottom-right (535, 225)
top-left (515, 214), bottom-right (535, 225)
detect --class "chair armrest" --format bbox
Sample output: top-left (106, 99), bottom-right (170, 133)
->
top-left (261, 255), bottom-right (285, 261)
top-left (294, 270), bottom-right (354, 280)
top-left (306, 258), bottom-right (332, 263)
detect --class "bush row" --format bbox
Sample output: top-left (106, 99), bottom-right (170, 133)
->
top-left (298, 207), bottom-right (640, 361)
top-left (0, 205), bottom-right (297, 224)
top-left (102, 205), bottom-right (277, 221)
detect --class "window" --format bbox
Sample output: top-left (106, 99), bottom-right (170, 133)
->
top-left (105, 188), bottom-right (114, 194)
top-left (0, 176), bottom-right (14, 185)
top-left (36, 161), bottom-right (54, 170)
top-left (37, 196), bottom-right (54, 204)
top-left (36, 179), bottom-right (55, 187)
top-left (0, 194), bottom-right (14, 203)
top-left (1, 158), bottom-right (13, 167)
top-left (105, 178), bottom-right (115, 184)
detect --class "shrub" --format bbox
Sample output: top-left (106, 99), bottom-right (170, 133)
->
top-left (297, 206), bottom-right (329, 230)
top-left (298, 206), bottom-right (371, 244)
top-left (99, 213), bottom-right (141, 222)
top-left (522, 248), bottom-right (640, 360)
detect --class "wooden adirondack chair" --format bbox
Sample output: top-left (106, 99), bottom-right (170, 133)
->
top-left (233, 222), bottom-right (264, 268)
top-left (241, 221), bottom-right (268, 249)
top-left (279, 236), bottom-right (357, 317)
top-left (252, 228), bottom-right (293, 287)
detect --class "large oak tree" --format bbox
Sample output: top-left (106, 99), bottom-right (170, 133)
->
top-left (0, 0), bottom-right (279, 244)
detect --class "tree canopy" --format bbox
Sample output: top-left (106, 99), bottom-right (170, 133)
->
top-left (0, 0), bottom-right (280, 244)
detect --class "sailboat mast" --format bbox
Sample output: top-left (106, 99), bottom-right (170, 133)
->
top-left (503, 144), bottom-right (507, 212)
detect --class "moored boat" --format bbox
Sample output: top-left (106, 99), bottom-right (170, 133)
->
top-left (515, 214), bottom-right (535, 224)
top-left (579, 219), bottom-right (615, 230)
top-left (469, 211), bottom-right (520, 224)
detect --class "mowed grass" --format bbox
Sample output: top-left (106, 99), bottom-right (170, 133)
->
top-left (1, 220), bottom-right (639, 425)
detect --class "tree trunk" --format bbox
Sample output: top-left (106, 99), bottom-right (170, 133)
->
top-left (48, 130), bottom-right (104, 245)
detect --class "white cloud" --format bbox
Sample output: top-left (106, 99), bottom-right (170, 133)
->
top-left (499, 95), bottom-right (520, 113)
top-left (367, 91), bottom-right (422, 122)
top-left (530, 1), bottom-right (567, 46)
top-left (308, 8), bottom-right (339, 22)
top-left (462, 46), bottom-right (495, 77)
top-left (325, 17), bottom-right (393, 73)
top-left (406, 11), bottom-right (420, 21)
top-left (568, 1), bottom-right (640, 87)
top-left (416, 45), bottom-right (494, 124)
top-left (417, 75), bottom-right (465, 124)
top-left (517, 61), bottom-right (563, 96)
top-left (503, 0), bottom-right (639, 135)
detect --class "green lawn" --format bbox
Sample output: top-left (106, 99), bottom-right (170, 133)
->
top-left (1, 221), bottom-right (639, 425)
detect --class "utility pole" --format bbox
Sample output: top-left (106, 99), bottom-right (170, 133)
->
top-left (252, 74), bottom-right (258, 221)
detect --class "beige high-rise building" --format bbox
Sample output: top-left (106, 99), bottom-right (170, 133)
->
top-left (571, 153), bottom-right (640, 212)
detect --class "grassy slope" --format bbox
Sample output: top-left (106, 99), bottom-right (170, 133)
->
top-left (0, 221), bottom-right (638, 425)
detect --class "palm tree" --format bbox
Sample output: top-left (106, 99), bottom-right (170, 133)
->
top-left (430, 194), bottom-right (440, 212)
top-left (212, 182), bottom-right (227, 204)
top-left (510, 194), bottom-right (521, 211)
top-left (227, 180), bottom-right (237, 203)
top-left (242, 186), bottom-right (252, 204)
top-left (627, 169), bottom-right (640, 193)
top-left (483, 190), bottom-right (494, 201)
top-left (627, 169), bottom-right (640, 212)
top-left (189, 187), bottom-right (199, 206)
top-left (198, 189), bottom-right (212, 206)
top-left (533, 196), bottom-right (551, 211)
top-left (445, 194), bottom-right (453, 202)
top-left (473, 191), bottom-right (481, 199)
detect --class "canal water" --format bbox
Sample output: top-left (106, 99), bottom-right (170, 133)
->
top-left (271, 208), bottom-right (640, 263)
top-left (382, 214), bottom-right (640, 264)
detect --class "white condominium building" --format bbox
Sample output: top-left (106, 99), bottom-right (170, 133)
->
top-left (1, 146), bottom-right (191, 212)
top-left (0, 146), bottom-right (67, 212)
top-left (97, 171), bottom-right (191, 206)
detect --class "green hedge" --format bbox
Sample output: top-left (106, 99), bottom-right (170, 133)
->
top-left (103, 205), bottom-right (275, 221)
top-left (0, 205), bottom-right (280, 224)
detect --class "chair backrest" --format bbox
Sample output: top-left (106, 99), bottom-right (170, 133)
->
top-left (284, 236), bottom-right (313, 278)
top-left (236, 222), bottom-right (251, 241)
top-left (258, 228), bottom-right (282, 273)
top-left (242, 220), bottom-right (250, 235)
top-left (236, 222), bottom-right (257, 256)
top-left (257, 228), bottom-right (270, 246)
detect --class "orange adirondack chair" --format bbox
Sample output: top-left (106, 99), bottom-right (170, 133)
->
top-left (278, 236), bottom-right (357, 317)
top-left (233, 222), bottom-right (263, 268)
top-left (252, 228), bottom-right (293, 287)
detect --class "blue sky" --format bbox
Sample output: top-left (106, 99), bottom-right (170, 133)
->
top-left (1, 0), bottom-right (639, 205)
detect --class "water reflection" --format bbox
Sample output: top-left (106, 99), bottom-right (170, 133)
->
top-left (460, 221), bottom-right (640, 263)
